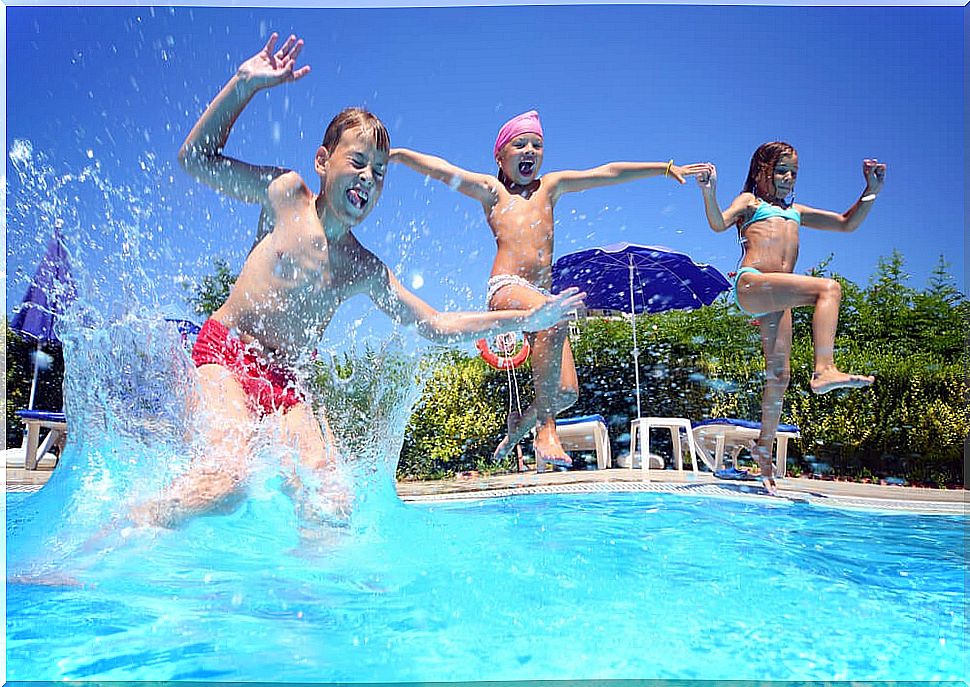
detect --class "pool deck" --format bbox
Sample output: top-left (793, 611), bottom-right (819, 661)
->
top-left (395, 467), bottom-right (967, 514)
top-left (8, 464), bottom-right (966, 514)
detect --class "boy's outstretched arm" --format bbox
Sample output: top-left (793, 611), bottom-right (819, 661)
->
top-left (797, 159), bottom-right (887, 232)
top-left (390, 148), bottom-right (499, 206)
top-left (546, 159), bottom-right (698, 203)
top-left (366, 260), bottom-right (585, 344)
top-left (689, 162), bottom-right (750, 232)
top-left (178, 33), bottom-right (311, 205)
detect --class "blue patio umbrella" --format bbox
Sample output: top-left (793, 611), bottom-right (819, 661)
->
top-left (552, 242), bottom-right (729, 418)
top-left (10, 228), bottom-right (77, 409)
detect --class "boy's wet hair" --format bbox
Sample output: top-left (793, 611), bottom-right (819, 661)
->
top-left (742, 141), bottom-right (797, 201)
top-left (322, 107), bottom-right (390, 154)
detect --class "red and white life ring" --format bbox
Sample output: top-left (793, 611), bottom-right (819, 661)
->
top-left (476, 332), bottom-right (531, 370)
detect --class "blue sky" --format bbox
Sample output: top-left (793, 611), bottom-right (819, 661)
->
top-left (4, 3), bottom-right (965, 351)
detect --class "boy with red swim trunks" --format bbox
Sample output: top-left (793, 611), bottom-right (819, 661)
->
top-left (134, 34), bottom-right (584, 528)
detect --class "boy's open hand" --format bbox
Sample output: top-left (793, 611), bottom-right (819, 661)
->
top-left (862, 158), bottom-right (887, 195)
top-left (526, 287), bottom-right (586, 331)
top-left (237, 33), bottom-right (311, 90)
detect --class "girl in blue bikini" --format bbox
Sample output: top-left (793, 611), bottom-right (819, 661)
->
top-left (689, 142), bottom-right (885, 493)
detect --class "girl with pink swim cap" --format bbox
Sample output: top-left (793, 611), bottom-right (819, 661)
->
top-left (392, 111), bottom-right (704, 472)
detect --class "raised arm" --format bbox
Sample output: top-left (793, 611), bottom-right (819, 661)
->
top-left (547, 159), bottom-right (696, 203)
top-left (178, 33), bottom-right (311, 206)
top-left (797, 159), bottom-right (887, 232)
top-left (390, 148), bottom-right (499, 206)
top-left (688, 162), bottom-right (752, 232)
top-left (366, 260), bottom-right (585, 344)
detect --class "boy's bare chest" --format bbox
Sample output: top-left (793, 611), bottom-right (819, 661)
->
top-left (269, 229), bottom-right (362, 302)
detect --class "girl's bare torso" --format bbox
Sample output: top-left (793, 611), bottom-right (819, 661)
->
top-left (486, 179), bottom-right (556, 289)
top-left (739, 203), bottom-right (802, 274)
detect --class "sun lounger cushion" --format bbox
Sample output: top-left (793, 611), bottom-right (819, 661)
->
top-left (16, 409), bottom-right (67, 424)
top-left (556, 414), bottom-right (607, 427)
top-left (694, 417), bottom-right (799, 434)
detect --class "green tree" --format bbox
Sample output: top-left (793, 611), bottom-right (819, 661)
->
top-left (184, 259), bottom-right (237, 317)
top-left (400, 350), bottom-right (510, 477)
top-left (857, 250), bottom-right (919, 351)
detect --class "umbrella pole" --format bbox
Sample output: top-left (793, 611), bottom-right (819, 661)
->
top-left (27, 341), bottom-right (41, 410)
top-left (629, 259), bottom-right (642, 420)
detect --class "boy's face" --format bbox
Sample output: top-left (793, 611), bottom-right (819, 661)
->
top-left (322, 127), bottom-right (388, 225)
top-left (496, 134), bottom-right (543, 185)
top-left (770, 153), bottom-right (798, 200)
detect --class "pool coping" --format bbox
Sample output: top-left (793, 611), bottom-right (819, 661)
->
top-left (395, 469), bottom-right (967, 515)
top-left (7, 466), bottom-right (967, 515)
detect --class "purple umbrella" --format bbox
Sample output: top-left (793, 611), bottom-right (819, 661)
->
top-left (552, 242), bottom-right (729, 418)
top-left (10, 229), bottom-right (76, 409)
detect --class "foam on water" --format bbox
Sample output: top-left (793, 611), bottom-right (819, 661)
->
top-left (5, 141), bottom-right (428, 578)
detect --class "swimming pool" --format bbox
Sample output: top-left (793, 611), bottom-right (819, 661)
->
top-left (6, 488), bottom-right (967, 681)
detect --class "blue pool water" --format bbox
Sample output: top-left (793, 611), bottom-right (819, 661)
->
top-left (6, 489), bottom-right (967, 681)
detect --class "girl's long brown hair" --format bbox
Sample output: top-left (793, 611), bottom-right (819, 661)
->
top-left (737, 140), bottom-right (797, 229)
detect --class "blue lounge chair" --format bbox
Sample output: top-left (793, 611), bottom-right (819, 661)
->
top-left (13, 409), bottom-right (67, 470)
top-left (692, 418), bottom-right (801, 478)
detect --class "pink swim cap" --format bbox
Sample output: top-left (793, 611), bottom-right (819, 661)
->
top-left (493, 110), bottom-right (543, 159)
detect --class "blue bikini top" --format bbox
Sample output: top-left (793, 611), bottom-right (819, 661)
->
top-left (740, 201), bottom-right (801, 229)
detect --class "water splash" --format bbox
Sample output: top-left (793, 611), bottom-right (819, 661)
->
top-left (6, 141), bottom-right (432, 579)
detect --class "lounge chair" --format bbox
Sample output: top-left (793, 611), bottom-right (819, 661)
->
top-left (553, 414), bottom-right (612, 470)
top-left (630, 416), bottom-right (715, 480)
top-left (11, 410), bottom-right (67, 471)
top-left (692, 418), bottom-right (801, 478)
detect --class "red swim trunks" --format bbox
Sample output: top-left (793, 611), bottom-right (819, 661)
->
top-left (191, 319), bottom-right (305, 416)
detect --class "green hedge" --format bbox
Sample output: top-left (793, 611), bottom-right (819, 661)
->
top-left (5, 322), bottom-right (66, 447)
top-left (398, 253), bottom-right (968, 486)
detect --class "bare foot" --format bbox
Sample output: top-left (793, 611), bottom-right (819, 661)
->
top-left (492, 434), bottom-right (515, 464)
top-left (493, 411), bottom-right (523, 463)
top-left (751, 445), bottom-right (777, 496)
top-left (535, 442), bottom-right (573, 473)
top-left (810, 370), bottom-right (875, 395)
top-left (760, 475), bottom-right (778, 496)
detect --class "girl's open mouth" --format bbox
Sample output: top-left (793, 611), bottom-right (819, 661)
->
top-left (518, 160), bottom-right (535, 176)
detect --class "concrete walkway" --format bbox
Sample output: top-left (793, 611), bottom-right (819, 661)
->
top-left (9, 464), bottom-right (966, 514)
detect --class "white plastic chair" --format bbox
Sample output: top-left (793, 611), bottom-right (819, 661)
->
top-left (630, 416), bottom-right (713, 480)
